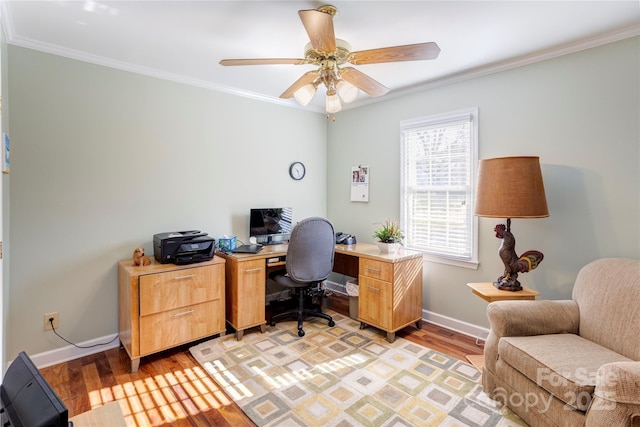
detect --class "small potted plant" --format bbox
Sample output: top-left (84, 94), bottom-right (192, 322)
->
top-left (372, 219), bottom-right (404, 253)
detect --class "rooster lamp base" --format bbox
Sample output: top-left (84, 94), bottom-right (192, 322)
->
top-left (494, 276), bottom-right (523, 292)
top-left (493, 218), bottom-right (544, 292)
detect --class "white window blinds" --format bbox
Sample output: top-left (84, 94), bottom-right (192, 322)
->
top-left (400, 108), bottom-right (478, 266)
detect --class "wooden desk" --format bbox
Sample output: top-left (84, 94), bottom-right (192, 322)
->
top-left (467, 282), bottom-right (540, 303)
top-left (118, 257), bottom-right (226, 372)
top-left (217, 243), bottom-right (424, 343)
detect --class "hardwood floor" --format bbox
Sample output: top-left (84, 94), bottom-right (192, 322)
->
top-left (39, 294), bottom-right (484, 426)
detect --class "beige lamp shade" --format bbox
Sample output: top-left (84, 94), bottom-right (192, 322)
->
top-left (474, 156), bottom-right (549, 218)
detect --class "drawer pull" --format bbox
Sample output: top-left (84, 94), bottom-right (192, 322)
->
top-left (173, 310), bottom-right (195, 318)
top-left (365, 267), bottom-right (381, 273)
top-left (173, 274), bottom-right (196, 280)
top-left (366, 286), bottom-right (380, 292)
top-left (245, 268), bottom-right (262, 273)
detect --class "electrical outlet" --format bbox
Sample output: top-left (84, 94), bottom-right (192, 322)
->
top-left (44, 312), bottom-right (59, 331)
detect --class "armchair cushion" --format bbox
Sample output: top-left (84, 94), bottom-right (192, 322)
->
top-left (499, 334), bottom-right (633, 410)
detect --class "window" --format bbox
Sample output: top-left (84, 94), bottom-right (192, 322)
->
top-left (400, 108), bottom-right (478, 268)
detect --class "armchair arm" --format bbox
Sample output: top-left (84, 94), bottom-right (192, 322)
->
top-left (594, 362), bottom-right (640, 405)
top-left (586, 362), bottom-right (640, 427)
top-left (486, 299), bottom-right (580, 338)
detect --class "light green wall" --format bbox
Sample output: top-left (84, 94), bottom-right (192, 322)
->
top-left (6, 46), bottom-right (327, 358)
top-left (4, 37), bottom-right (639, 360)
top-left (327, 36), bottom-right (640, 328)
top-left (1, 20), bottom-right (8, 373)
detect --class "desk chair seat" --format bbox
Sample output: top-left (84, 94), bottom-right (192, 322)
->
top-left (269, 217), bottom-right (336, 337)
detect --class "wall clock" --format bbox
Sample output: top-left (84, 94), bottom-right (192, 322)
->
top-left (289, 161), bottom-right (306, 180)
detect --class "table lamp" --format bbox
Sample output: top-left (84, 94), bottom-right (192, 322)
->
top-left (474, 156), bottom-right (549, 291)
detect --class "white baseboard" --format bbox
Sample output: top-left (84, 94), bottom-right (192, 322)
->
top-left (422, 309), bottom-right (489, 341)
top-left (29, 333), bottom-right (121, 369)
top-left (26, 299), bottom-right (489, 369)
top-left (327, 279), bottom-right (488, 341)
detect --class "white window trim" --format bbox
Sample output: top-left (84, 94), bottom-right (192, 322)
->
top-left (400, 107), bottom-right (479, 269)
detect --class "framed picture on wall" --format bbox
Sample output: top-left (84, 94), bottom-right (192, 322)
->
top-left (2, 133), bottom-right (9, 174)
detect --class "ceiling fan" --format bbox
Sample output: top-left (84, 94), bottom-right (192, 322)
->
top-left (219, 4), bottom-right (441, 114)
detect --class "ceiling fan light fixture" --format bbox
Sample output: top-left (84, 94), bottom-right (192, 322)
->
top-left (293, 83), bottom-right (317, 106)
top-left (325, 92), bottom-right (342, 114)
top-left (221, 5), bottom-right (441, 117)
top-left (336, 79), bottom-right (358, 103)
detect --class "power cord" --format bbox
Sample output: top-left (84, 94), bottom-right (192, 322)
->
top-left (48, 317), bottom-right (119, 349)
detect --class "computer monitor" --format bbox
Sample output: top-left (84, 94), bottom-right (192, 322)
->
top-left (0, 351), bottom-right (69, 427)
top-left (250, 207), bottom-right (293, 245)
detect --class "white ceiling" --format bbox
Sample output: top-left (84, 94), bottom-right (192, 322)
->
top-left (2, 1), bottom-right (639, 113)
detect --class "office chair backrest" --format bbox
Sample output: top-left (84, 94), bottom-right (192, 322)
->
top-left (286, 217), bottom-right (335, 284)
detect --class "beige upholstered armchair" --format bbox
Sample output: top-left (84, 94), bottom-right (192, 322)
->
top-left (482, 258), bottom-right (640, 427)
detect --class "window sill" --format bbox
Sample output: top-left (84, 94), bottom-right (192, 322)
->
top-left (420, 253), bottom-right (479, 270)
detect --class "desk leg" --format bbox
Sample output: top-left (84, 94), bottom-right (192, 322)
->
top-left (386, 332), bottom-right (396, 343)
top-left (235, 324), bottom-right (266, 341)
top-left (131, 358), bottom-right (140, 373)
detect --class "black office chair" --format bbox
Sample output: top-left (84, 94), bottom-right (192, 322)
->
top-left (269, 217), bottom-right (336, 337)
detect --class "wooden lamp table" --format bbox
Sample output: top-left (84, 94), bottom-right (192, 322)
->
top-left (465, 282), bottom-right (540, 370)
top-left (467, 282), bottom-right (539, 302)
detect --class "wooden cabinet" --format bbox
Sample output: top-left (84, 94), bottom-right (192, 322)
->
top-left (358, 255), bottom-right (423, 343)
top-left (218, 253), bottom-right (269, 340)
top-left (118, 257), bottom-right (226, 372)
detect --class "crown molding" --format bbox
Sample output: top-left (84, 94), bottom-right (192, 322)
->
top-left (2, 5), bottom-right (637, 115)
top-left (347, 23), bottom-right (640, 111)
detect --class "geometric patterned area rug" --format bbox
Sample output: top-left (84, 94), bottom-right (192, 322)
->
top-left (190, 310), bottom-right (526, 427)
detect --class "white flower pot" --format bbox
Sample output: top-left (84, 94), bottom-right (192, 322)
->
top-left (376, 241), bottom-right (400, 253)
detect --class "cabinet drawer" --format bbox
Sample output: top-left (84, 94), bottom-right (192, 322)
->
top-left (139, 300), bottom-right (224, 355)
top-left (139, 264), bottom-right (223, 316)
top-left (358, 276), bottom-right (392, 329)
top-left (360, 259), bottom-right (393, 282)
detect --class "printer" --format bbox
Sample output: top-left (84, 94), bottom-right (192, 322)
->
top-left (153, 230), bottom-right (215, 265)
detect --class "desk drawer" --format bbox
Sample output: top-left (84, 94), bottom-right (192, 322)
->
top-left (139, 264), bottom-right (223, 316)
top-left (358, 276), bottom-right (392, 329)
top-left (139, 300), bottom-right (223, 355)
top-left (360, 259), bottom-right (393, 282)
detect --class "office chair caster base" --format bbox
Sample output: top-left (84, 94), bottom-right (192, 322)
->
top-left (298, 329), bottom-right (305, 337)
top-left (328, 320), bottom-right (335, 327)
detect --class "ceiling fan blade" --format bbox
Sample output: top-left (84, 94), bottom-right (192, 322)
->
top-left (348, 42), bottom-right (441, 65)
top-left (340, 67), bottom-right (389, 97)
top-left (280, 70), bottom-right (319, 99)
top-left (220, 58), bottom-right (307, 66)
top-left (298, 9), bottom-right (336, 53)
